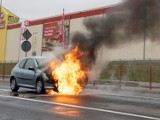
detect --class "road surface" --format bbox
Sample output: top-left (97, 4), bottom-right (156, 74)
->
top-left (0, 79), bottom-right (160, 120)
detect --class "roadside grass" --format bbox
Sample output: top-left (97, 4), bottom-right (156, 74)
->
top-left (99, 60), bottom-right (160, 83)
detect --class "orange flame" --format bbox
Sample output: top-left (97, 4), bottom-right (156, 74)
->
top-left (50, 45), bottom-right (88, 95)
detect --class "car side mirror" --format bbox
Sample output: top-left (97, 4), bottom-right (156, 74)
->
top-left (28, 66), bottom-right (35, 71)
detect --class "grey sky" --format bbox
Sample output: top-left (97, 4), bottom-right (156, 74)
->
top-left (2, 0), bottom-right (122, 20)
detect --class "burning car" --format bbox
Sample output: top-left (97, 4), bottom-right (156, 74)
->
top-left (10, 56), bottom-right (58, 94)
top-left (10, 46), bottom-right (88, 95)
top-left (49, 45), bottom-right (88, 95)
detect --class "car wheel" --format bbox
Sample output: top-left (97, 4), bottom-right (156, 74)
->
top-left (36, 79), bottom-right (45, 94)
top-left (10, 78), bottom-right (19, 92)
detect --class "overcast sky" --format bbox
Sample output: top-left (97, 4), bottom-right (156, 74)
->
top-left (2, 0), bottom-right (122, 20)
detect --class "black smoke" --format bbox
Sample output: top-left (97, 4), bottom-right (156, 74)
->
top-left (71, 0), bottom-right (160, 69)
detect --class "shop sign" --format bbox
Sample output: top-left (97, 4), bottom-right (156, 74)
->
top-left (0, 20), bottom-right (5, 28)
top-left (8, 16), bottom-right (19, 24)
top-left (43, 22), bottom-right (58, 39)
top-left (0, 12), bottom-right (5, 29)
top-left (0, 12), bottom-right (4, 19)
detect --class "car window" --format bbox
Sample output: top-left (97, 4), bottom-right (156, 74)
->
top-left (19, 59), bottom-right (27, 69)
top-left (24, 58), bottom-right (36, 70)
top-left (35, 58), bottom-right (48, 69)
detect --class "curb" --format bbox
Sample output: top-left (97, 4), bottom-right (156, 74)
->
top-left (90, 80), bottom-right (160, 89)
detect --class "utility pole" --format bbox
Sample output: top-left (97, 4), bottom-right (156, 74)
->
top-left (143, 5), bottom-right (146, 60)
top-left (0, 0), bottom-right (2, 19)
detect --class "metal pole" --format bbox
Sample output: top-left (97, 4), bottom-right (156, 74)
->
top-left (0, 0), bottom-right (2, 41)
top-left (0, 0), bottom-right (2, 20)
top-left (67, 15), bottom-right (71, 47)
top-left (2, 63), bottom-right (5, 80)
top-left (149, 64), bottom-right (152, 90)
top-left (119, 64), bottom-right (122, 86)
top-left (143, 25), bottom-right (146, 60)
top-left (143, 6), bottom-right (146, 60)
top-left (143, 32), bottom-right (146, 60)
top-left (63, 8), bottom-right (65, 49)
top-left (18, 18), bottom-right (22, 61)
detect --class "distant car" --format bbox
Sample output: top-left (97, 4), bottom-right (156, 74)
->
top-left (10, 56), bottom-right (58, 94)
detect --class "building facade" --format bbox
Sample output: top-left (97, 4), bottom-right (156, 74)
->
top-left (1, 5), bottom-right (160, 62)
top-left (4, 6), bottom-right (108, 62)
top-left (0, 7), bottom-right (19, 62)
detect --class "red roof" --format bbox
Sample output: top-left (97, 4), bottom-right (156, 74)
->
top-left (7, 5), bottom-right (116, 30)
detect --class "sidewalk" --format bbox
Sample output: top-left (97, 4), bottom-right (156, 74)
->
top-left (85, 82), bottom-right (160, 98)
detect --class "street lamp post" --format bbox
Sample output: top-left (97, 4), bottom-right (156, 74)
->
top-left (143, 6), bottom-right (146, 60)
top-left (0, 0), bottom-right (2, 19)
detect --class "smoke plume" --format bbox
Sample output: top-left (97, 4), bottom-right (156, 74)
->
top-left (71, 0), bottom-right (160, 69)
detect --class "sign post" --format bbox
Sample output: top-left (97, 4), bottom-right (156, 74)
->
top-left (21, 20), bottom-right (32, 57)
top-left (21, 29), bottom-right (32, 57)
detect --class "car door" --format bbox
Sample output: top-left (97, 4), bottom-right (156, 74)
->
top-left (15, 58), bottom-right (27, 84)
top-left (21, 58), bottom-right (37, 87)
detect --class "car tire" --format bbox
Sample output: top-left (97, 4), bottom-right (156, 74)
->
top-left (36, 79), bottom-right (45, 94)
top-left (10, 77), bottom-right (19, 92)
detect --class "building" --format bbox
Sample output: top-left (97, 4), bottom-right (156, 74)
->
top-left (0, 7), bottom-right (19, 62)
top-left (1, 5), bottom-right (160, 62)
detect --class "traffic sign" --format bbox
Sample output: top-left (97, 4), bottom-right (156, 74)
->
top-left (21, 41), bottom-right (31, 52)
top-left (22, 29), bottom-right (32, 40)
top-left (24, 20), bottom-right (29, 26)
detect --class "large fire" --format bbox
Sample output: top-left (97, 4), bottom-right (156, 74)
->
top-left (50, 45), bottom-right (88, 95)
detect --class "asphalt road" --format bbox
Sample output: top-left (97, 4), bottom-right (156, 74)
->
top-left (0, 79), bottom-right (160, 120)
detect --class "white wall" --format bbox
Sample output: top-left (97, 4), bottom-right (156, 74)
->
top-left (6, 28), bottom-right (21, 62)
top-left (70, 16), bottom-right (160, 61)
top-left (98, 40), bottom-right (160, 61)
top-left (70, 17), bottom-right (86, 33)
top-left (6, 24), bottom-right (43, 62)
top-left (6, 15), bottom-right (160, 62)
top-left (26, 25), bottom-right (43, 57)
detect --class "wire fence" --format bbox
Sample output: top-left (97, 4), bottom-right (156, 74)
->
top-left (97, 60), bottom-right (160, 89)
top-left (0, 61), bottom-right (17, 79)
top-left (101, 64), bottom-right (158, 81)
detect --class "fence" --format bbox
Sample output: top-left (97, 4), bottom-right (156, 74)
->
top-left (1, 60), bottom-right (160, 89)
top-left (0, 61), bottom-right (17, 80)
top-left (99, 60), bottom-right (160, 89)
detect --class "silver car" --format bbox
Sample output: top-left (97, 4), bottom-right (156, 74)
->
top-left (10, 56), bottom-right (58, 94)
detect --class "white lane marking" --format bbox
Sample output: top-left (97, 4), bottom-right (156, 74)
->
top-left (0, 95), bottom-right (159, 120)
top-left (100, 93), bottom-right (160, 100)
top-left (0, 89), bottom-right (10, 91)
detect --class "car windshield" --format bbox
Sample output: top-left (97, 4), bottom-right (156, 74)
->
top-left (35, 58), bottom-right (48, 68)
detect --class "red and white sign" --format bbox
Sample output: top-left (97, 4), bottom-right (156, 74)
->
top-left (0, 12), bottom-right (5, 29)
top-left (0, 12), bottom-right (4, 19)
top-left (20, 19), bottom-right (29, 41)
top-left (21, 19), bottom-right (30, 28)
top-left (0, 20), bottom-right (5, 29)
top-left (43, 22), bottom-right (58, 39)
top-left (24, 20), bottom-right (29, 26)
top-left (20, 28), bottom-right (27, 41)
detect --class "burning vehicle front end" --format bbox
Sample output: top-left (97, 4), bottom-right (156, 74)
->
top-left (39, 65), bottom-right (59, 92)
top-left (49, 45), bottom-right (89, 95)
